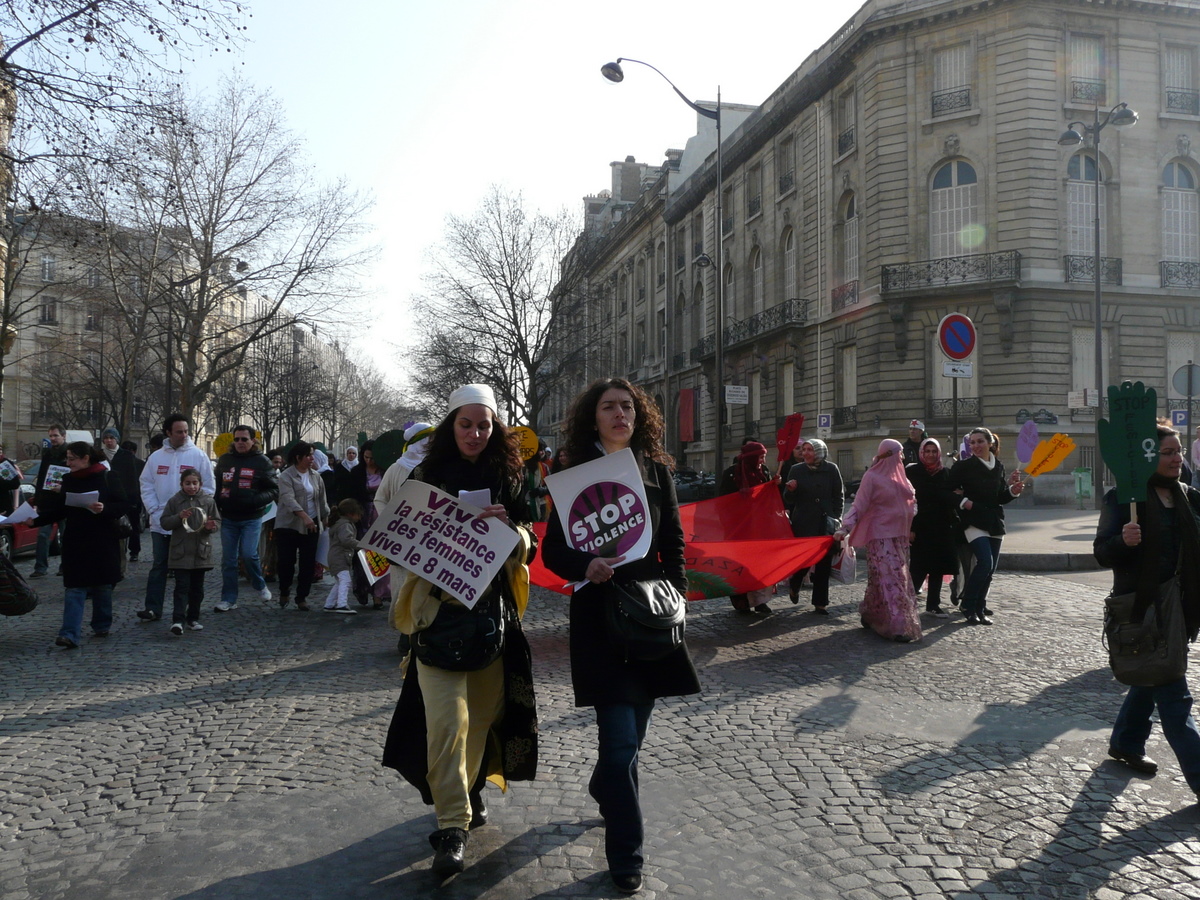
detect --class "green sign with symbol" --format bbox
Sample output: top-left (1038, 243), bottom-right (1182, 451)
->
top-left (1097, 381), bottom-right (1160, 504)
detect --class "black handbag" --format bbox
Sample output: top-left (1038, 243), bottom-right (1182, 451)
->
top-left (604, 578), bottom-right (687, 663)
top-left (1103, 576), bottom-right (1189, 687)
top-left (0, 552), bottom-right (39, 616)
top-left (412, 592), bottom-right (505, 671)
top-left (114, 515), bottom-right (133, 539)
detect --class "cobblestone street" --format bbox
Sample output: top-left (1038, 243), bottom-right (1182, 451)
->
top-left (3, 557), bottom-right (1200, 899)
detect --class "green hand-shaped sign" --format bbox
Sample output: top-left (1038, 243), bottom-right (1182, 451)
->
top-left (371, 429), bottom-right (408, 473)
top-left (1097, 381), bottom-right (1159, 504)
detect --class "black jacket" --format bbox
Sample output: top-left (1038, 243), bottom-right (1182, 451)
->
top-left (33, 464), bottom-right (130, 588)
top-left (33, 443), bottom-right (68, 507)
top-left (1094, 485), bottom-right (1200, 595)
top-left (107, 448), bottom-right (142, 513)
top-left (783, 459), bottom-right (844, 538)
top-left (542, 445), bottom-right (700, 708)
top-left (905, 462), bottom-right (959, 537)
top-left (214, 449), bottom-right (278, 521)
top-left (946, 455), bottom-right (1016, 536)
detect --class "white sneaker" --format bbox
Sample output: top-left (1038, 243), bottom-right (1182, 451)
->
top-left (259, 586), bottom-right (272, 601)
top-left (188, 622), bottom-right (204, 631)
top-left (170, 623), bottom-right (183, 636)
top-left (214, 601), bottom-right (235, 612)
top-left (334, 606), bottom-right (357, 615)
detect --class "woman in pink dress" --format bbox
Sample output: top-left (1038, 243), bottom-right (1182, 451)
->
top-left (833, 438), bottom-right (921, 642)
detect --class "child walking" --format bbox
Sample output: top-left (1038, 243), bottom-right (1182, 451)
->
top-left (159, 468), bottom-right (221, 635)
top-left (324, 498), bottom-right (361, 614)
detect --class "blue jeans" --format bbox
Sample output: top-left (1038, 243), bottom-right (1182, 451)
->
top-left (60, 585), bottom-right (114, 643)
top-left (221, 518), bottom-right (266, 604)
top-left (591, 703), bottom-right (654, 875)
top-left (143, 532), bottom-right (172, 616)
top-left (34, 523), bottom-right (54, 574)
top-left (962, 536), bottom-right (1002, 616)
top-left (1112, 677), bottom-right (1200, 793)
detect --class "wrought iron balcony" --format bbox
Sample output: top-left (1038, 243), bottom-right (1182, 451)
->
top-left (778, 171), bottom-right (794, 194)
top-left (833, 405), bottom-right (857, 428)
top-left (927, 397), bottom-right (981, 422)
top-left (831, 280), bottom-right (859, 311)
top-left (837, 126), bottom-right (855, 155)
top-left (1162, 260), bottom-right (1200, 288)
top-left (690, 343), bottom-right (706, 364)
top-left (1064, 255), bottom-right (1122, 285)
top-left (1070, 78), bottom-right (1106, 105)
top-left (931, 86), bottom-right (971, 116)
top-left (690, 298), bottom-right (809, 360)
top-left (1166, 88), bottom-right (1200, 116)
top-left (747, 196), bottom-right (762, 218)
top-left (881, 250), bottom-right (1020, 294)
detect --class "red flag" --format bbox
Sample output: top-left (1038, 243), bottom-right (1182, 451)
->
top-left (775, 413), bottom-right (804, 464)
top-left (528, 482), bottom-right (833, 600)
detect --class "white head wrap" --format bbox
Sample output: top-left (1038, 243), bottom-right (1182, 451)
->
top-left (446, 384), bottom-right (497, 415)
top-left (311, 448), bottom-right (332, 474)
top-left (398, 422), bottom-right (435, 475)
top-left (341, 446), bottom-right (358, 471)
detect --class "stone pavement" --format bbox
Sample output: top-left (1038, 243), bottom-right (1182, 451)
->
top-left (3, 549), bottom-right (1200, 900)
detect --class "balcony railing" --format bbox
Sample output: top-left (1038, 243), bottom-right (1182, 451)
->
top-left (691, 298), bottom-right (809, 359)
top-left (881, 250), bottom-right (1021, 294)
top-left (831, 280), bottom-right (859, 311)
top-left (1162, 260), bottom-right (1200, 288)
top-left (778, 171), bottom-right (794, 194)
top-left (1166, 87), bottom-right (1200, 116)
top-left (931, 86), bottom-right (971, 116)
top-left (928, 397), bottom-right (981, 421)
top-left (833, 405), bottom-right (857, 428)
top-left (1070, 78), bottom-right (1106, 105)
top-left (837, 126), bottom-right (856, 155)
top-left (1064, 255), bottom-right (1122, 285)
top-left (747, 196), bottom-right (762, 218)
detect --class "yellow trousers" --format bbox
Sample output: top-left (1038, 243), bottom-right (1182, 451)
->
top-left (416, 656), bottom-right (505, 830)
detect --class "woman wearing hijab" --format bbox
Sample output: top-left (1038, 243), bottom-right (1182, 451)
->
top-left (833, 438), bottom-right (920, 642)
top-left (382, 386), bottom-right (538, 880)
top-left (782, 438), bottom-right (844, 614)
top-left (905, 438), bottom-right (959, 618)
top-left (346, 439), bottom-right (389, 607)
top-left (946, 427), bottom-right (1024, 625)
top-left (1095, 420), bottom-right (1200, 799)
top-left (719, 441), bottom-right (774, 614)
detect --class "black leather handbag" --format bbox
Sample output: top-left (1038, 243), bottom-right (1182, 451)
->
top-left (412, 592), bottom-right (505, 671)
top-left (604, 578), bottom-right (687, 663)
top-left (1104, 576), bottom-right (1188, 687)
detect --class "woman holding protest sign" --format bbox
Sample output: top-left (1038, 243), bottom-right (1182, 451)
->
top-left (381, 384), bottom-right (538, 881)
top-left (542, 377), bottom-right (700, 896)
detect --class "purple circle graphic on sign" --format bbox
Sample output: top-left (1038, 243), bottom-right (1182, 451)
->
top-left (569, 481), bottom-right (647, 557)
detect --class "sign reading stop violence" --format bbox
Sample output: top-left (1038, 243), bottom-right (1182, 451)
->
top-left (545, 447), bottom-right (653, 567)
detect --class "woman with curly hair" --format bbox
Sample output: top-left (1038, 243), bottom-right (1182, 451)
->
top-left (381, 384), bottom-right (539, 881)
top-left (542, 377), bottom-right (700, 895)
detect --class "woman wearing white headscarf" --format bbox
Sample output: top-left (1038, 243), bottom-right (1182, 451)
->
top-left (782, 438), bottom-right (844, 614)
top-left (373, 422), bottom-right (435, 607)
top-left (834, 438), bottom-right (920, 642)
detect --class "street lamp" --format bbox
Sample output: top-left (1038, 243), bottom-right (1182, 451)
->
top-left (601, 57), bottom-right (727, 475)
top-left (1058, 101), bottom-right (1137, 497)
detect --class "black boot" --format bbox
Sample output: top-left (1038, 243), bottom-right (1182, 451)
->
top-left (430, 827), bottom-right (468, 878)
top-left (469, 789), bottom-right (488, 828)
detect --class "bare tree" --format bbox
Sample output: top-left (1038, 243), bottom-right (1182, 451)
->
top-left (412, 186), bottom-right (599, 429)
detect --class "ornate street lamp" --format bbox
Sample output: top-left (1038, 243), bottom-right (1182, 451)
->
top-left (601, 58), bottom-right (727, 475)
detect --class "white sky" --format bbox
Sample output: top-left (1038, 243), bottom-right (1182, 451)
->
top-left (189, 0), bottom-right (856, 384)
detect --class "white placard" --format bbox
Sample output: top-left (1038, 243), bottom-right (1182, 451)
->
top-left (725, 385), bottom-right (750, 405)
top-left (65, 491), bottom-right (100, 509)
top-left (942, 362), bottom-right (973, 378)
top-left (357, 479), bottom-right (518, 609)
top-left (0, 501), bottom-right (37, 526)
top-left (544, 448), bottom-right (653, 569)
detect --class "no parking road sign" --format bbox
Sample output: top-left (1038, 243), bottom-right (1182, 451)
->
top-left (937, 313), bottom-right (976, 361)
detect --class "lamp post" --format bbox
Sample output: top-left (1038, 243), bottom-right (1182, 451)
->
top-left (601, 58), bottom-right (727, 475)
top-left (1058, 101), bottom-right (1137, 497)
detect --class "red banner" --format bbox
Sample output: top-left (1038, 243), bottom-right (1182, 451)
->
top-left (528, 478), bottom-right (831, 600)
top-left (775, 413), bottom-right (804, 464)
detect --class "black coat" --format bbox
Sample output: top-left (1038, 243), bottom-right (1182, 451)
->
top-left (946, 455), bottom-right (1016, 536)
top-left (34, 464), bottom-right (131, 588)
top-left (905, 462), bottom-right (960, 571)
top-left (108, 448), bottom-right (142, 513)
top-left (783, 459), bottom-right (844, 537)
top-left (214, 449), bottom-right (278, 520)
top-left (541, 446), bottom-right (700, 707)
top-left (1094, 485), bottom-right (1200, 594)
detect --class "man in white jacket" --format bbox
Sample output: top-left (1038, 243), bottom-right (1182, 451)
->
top-left (136, 414), bottom-right (215, 621)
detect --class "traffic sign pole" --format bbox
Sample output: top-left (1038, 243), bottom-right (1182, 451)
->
top-left (937, 313), bottom-right (977, 451)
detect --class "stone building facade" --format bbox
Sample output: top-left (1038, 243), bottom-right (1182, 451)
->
top-left (553, 0), bottom-right (1200, 500)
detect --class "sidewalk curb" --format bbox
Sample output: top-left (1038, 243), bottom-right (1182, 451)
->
top-left (1004, 552), bottom-right (1101, 572)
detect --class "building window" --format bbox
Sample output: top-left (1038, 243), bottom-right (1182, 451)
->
top-left (39, 296), bottom-right (58, 325)
top-left (780, 361), bottom-right (795, 414)
top-left (836, 89), bottom-right (856, 155)
top-left (749, 247), bottom-right (764, 315)
top-left (636, 259), bottom-right (646, 302)
top-left (722, 188), bottom-right (734, 235)
top-left (657, 308), bottom-right (667, 359)
top-left (1068, 33), bottom-right (1105, 105)
top-left (750, 370), bottom-right (762, 424)
top-left (1163, 163), bottom-right (1200, 262)
top-left (37, 390), bottom-right (54, 420)
top-left (930, 160), bottom-right (981, 257)
top-left (132, 397), bottom-right (145, 423)
top-left (40, 255), bottom-right (56, 282)
top-left (932, 43), bottom-right (972, 116)
top-left (782, 229), bottom-right (797, 300)
top-left (747, 166), bottom-right (762, 219)
top-left (635, 319), bottom-right (646, 363)
top-left (1071, 326), bottom-right (1110, 394)
top-left (1067, 153), bottom-right (1106, 256)
top-left (724, 264), bottom-right (735, 322)
top-left (85, 306), bottom-right (101, 331)
top-left (841, 195), bottom-right (859, 283)
top-left (1165, 45), bottom-right (1199, 116)
top-left (778, 136), bottom-right (795, 195)
top-left (691, 282), bottom-right (704, 352)
top-left (86, 267), bottom-right (100, 290)
top-left (692, 213), bottom-right (704, 258)
top-left (656, 241), bottom-right (666, 288)
top-left (837, 345), bottom-right (858, 408)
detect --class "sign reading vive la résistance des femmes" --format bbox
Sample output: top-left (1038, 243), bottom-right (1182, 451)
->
top-left (357, 479), bottom-right (518, 609)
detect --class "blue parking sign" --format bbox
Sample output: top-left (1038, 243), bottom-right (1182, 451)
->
top-left (1171, 409), bottom-right (1189, 428)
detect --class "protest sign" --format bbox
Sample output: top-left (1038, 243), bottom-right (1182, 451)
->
top-left (357, 548), bottom-right (391, 586)
top-left (357, 479), bottom-right (518, 608)
top-left (1098, 381), bottom-right (1159, 505)
top-left (1025, 433), bottom-right (1077, 478)
top-left (544, 448), bottom-right (653, 566)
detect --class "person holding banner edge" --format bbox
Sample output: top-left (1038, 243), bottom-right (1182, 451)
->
top-left (1095, 420), bottom-right (1200, 800)
top-left (381, 384), bottom-right (538, 881)
top-left (542, 377), bottom-right (700, 896)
